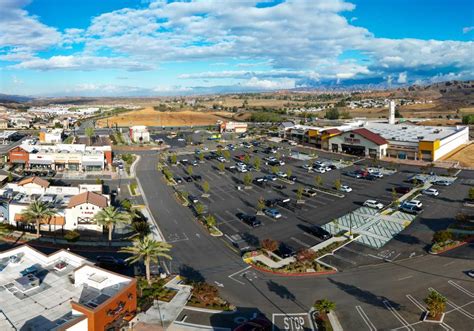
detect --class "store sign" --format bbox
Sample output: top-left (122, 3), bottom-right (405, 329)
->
top-left (344, 137), bottom-right (361, 144)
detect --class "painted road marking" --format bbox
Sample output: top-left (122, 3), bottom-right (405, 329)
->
top-left (429, 287), bottom-right (474, 319)
top-left (228, 266), bottom-right (251, 285)
top-left (272, 313), bottom-right (313, 331)
top-left (355, 306), bottom-right (376, 331)
top-left (167, 232), bottom-right (189, 243)
top-left (443, 261), bottom-right (455, 267)
top-left (383, 300), bottom-right (414, 331)
top-left (406, 294), bottom-right (425, 311)
top-left (398, 275), bottom-right (413, 281)
top-left (448, 280), bottom-right (474, 298)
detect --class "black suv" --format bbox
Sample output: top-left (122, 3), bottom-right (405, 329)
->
top-left (305, 225), bottom-right (332, 240)
top-left (236, 212), bottom-right (262, 227)
top-left (276, 243), bottom-right (296, 258)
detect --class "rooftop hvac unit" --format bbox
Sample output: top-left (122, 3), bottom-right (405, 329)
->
top-left (417, 136), bottom-right (424, 140)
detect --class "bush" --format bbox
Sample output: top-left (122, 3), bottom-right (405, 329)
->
top-left (64, 230), bottom-right (80, 242)
top-left (462, 114), bottom-right (474, 124)
top-left (432, 230), bottom-right (452, 244)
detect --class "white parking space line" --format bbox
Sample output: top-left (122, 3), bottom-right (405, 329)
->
top-left (448, 280), bottom-right (474, 298)
top-left (215, 214), bottom-right (239, 233)
top-left (355, 306), bottom-right (376, 331)
top-left (429, 287), bottom-right (474, 319)
top-left (228, 266), bottom-right (251, 285)
top-left (290, 237), bottom-right (311, 248)
top-left (439, 322), bottom-right (455, 331)
top-left (383, 300), bottom-right (414, 331)
top-left (398, 275), bottom-right (413, 281)
top-left (406, 294), bottom-right (425, 311)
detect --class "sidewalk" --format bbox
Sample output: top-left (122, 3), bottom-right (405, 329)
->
top-left (132, 276), bottom-right (192, 328)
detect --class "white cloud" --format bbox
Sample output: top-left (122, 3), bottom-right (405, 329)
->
top-left (241, 77), bottom-right (296, 90)
top-left (10, 55), bottom-right (153, 71)
top-left (0, 0), bottom-right (61, 50)
top-left (397, 72), bottom-right (407, 84)
top-left (462, 26), bottom-right (474, 34)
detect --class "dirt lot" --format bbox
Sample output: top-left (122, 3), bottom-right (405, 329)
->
top-left (96, 107), bottom-right (235, 127)
top-left (443, 143), bottom-right (474, 167)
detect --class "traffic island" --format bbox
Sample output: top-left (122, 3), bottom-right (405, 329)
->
top-left (422, 312), bottom-right (445, 323)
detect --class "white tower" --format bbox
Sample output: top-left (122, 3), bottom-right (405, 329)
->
top-left (389, 100), bottom-right (396, 125)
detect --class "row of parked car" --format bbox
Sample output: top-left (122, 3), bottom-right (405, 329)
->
top-left (301, 160), bottom-right (337, 173)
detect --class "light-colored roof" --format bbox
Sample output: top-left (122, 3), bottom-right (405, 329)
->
top-left (18, 176), bottom-right (50, 188)
top-left (67, 191), bottom-right (107, 208)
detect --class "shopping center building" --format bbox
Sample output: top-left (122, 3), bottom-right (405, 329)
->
top-left (279, 121), bottom-right (469, 161)
top-left (8, 140), bottom-right (112, 171)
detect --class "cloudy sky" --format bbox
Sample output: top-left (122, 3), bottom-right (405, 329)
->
top-left (0, 0), bottom-right (473, 96)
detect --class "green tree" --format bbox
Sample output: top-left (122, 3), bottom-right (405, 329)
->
top-left (131, 221), bottom-right (151, 239)
top-left (243, 173), bottom-right (253, 186)
top-left (202, 181), bottom-right (210, 194)
top-left (469, 187), bottom-right (474, 201)
top-left (314, 175), bottom-right (323, 188)
top-left (244, 154), bottom-right (251, 164)
top-left (7, 172), bottom-right (13, 183)
top-left (325, 108), bottom-right (340, 120)
top-left (314, 299), bottom-right (336, 313)
top-left (432, 230), bottom-right (452, 244)
top-left (286, 168), bottom-right (292, 178)
top-left (195, 202), bottom-right (205, 215)
top-left (271, 166), bottom-right (279, 174)
top-left (254, 157), bottom-right (261, 170)
top-left (334, 179), bottom-right (342, 191)
top-left (424, 290), bottom-right (447, 318)
top-left (296, 186), bottom-right (304, 201)
top-left (85, 127), bottom-right (95, 144)
top-left (22, 200), bottom-right (57, 237)
top-left (120, 199), bottom-right (133, 211)
top-left (218, 162), bottom-right (225, 172)
top-left (205, 215), bottom-right (217, 228)
top-left (257, 197), bottom-right (265, 211)
top-left (198, 153), bottom-right (204, 162)
top-left (170, 154), bottom-right (177, 165)
top-left (120, 236), bottom-right (172, 286)
top-left (392, 188), bottom-right (398, 202)
top-left (223, 150), bottom-right (231, 160)
top-left (186, 165), bottom-right (193, 176)
top-left (94, 206), bottom-right (131, 242)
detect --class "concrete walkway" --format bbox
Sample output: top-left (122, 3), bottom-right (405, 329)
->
top-left (133, 276), bottom-right (192, 329)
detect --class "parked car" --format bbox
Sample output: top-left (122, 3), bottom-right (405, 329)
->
top-left (236, 213), bottom-right (262, 228)
top-left (403, 200), bottom-right (423, 208)
top-left (188, 195), bottom-right (199, 204)
top-left (305, 225), bottom-right (332, 240)
top-left (217, 156), bottom-right (227, 163)
top-left (370, 171), bottom-right (383, 178)
top-left (174, 176), bottom-right (183, 184)
top-left (467, 270), bottom-right (474, 278)
top-left (395, 186), bottom-right (411, 194)
top-left (264, 174), bottom-right (277, 181)
top-left (183, 176), bottom-right (193, 182)
top-left (363, 200), bottom-right (384, 209)
top-left (340, 185), bottom-right (352, 192)
top-left (302, 164), bottom-right (312, 171)
top-left (276, 243), bottom-right (296, 258)
top-left (253, 177), bottom-right (267, 184)
top-left (345, 171), bottom-right (362, 179)
top-left (191, 160), bottom-right (199, 166)
top-left (434, 180), bottom-right (452, 186)
top-left (400, 204), bottom-right (423, 215)
top-left (422, 188), bottom-right (439, 196)
top-left (191, 175), bottom-right (202, 181)
top-left (313, 167), bottom-right (326, 173)
top-left (263, 208), bottom-right (282, 219)
top-left (288, 175), bottom-right (297, 182)
top-left (228, 234), bottom-right (253, 255)
top-left (276, 171), bottom-right (287, 178)
top-left (302, 187), bottom-right (317, 197)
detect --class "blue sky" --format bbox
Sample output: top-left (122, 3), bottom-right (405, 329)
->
top-left (0, 0), bottom-right (473, 96)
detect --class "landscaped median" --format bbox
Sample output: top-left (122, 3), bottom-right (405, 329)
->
top-left (428, 230), bottom-right (473, 254)
top-left (242, 235), bottom-right (353, 276)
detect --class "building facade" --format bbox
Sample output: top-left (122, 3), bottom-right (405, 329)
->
top-left (129, 126), bottom-right (150, 143)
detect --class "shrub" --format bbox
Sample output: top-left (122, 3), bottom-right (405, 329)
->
top-left (432, 230), bottom-right (452, 244)
top-left (64, 230), bottom-right (80, 242)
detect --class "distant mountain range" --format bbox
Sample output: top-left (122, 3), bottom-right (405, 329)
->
top-left (0, 93), bottom-right (35, 103)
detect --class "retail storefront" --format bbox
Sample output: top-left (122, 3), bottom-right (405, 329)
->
top-left (328, 128), bottom-right (388, 158)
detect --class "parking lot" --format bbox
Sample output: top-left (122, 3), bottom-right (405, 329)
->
top-left (164, 139), bottom-right (470, 269)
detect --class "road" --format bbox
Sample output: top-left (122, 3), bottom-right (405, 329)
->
top-left (136, 153), bottom-right (474, 329)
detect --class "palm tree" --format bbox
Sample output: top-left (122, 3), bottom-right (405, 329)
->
top-left (94, 206), bottom-right (131, 242)
top-left (314, 299), bottom-right (336, 314)
top-left (22, 200), bottom-right (57, 237)
top-left (120, 236), bottom-right (172, 286)
top-left (424, 290), bottom-right (447, 318)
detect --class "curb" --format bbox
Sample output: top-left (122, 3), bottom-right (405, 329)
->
top-left (248, 262), bottom-right (338, 277)
top-left (183, 306), bottom-right (236, 314)
top-left (429, 240), bottom-right (470, 255)
top-left (0, 236), bottom-right (122, 252)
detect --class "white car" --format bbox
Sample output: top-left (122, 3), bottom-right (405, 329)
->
top-left (340, 185), bottom-right (352, 192)
top-left (289, 141), bottom-right (298, 146)
top-left (177, 138), bottom-right (185, 142)
top-left (403, 200), bottom-right (423, 208)
top-left (276, 171), bottom-right (287, 178)
top-left (468, 270), bottom-right (474, 278)
top-left (302, 164), bottom-right (312, 171)
top-left (313, 167), bottom-right (326, 173)
top-left (422, 188), bottom-right (439, 196)
top-left (9, 255), bottom-right (21, 264)
top-left (217, 156), bottom-right (227, 163)
top-left (363, 200), bottom-right (384, 209)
